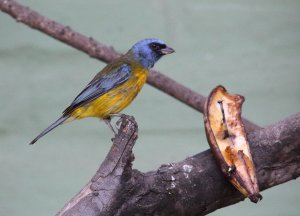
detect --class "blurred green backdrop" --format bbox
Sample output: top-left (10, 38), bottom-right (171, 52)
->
top-left (1, 0), bottom-right (299, 215)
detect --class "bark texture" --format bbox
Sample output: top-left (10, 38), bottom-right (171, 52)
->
top-left (57, 113), bottom-right (300, 216)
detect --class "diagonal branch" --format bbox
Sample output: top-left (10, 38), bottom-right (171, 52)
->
top-left (57, 113), bottom-right (300, 216)
top-left (0, 0), bottom-right (260, 132)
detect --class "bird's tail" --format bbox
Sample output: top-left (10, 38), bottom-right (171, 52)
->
top-left (29, 115), bottom-right (70, 145)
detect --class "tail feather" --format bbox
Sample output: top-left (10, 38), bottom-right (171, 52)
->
top-left (30, 116), bottom-right (69, 145)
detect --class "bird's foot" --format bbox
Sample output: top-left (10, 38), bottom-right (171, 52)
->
top-left (103, 117), bottom-right (117, 137)
top-left (105, 114), bottom-right (136, 142)
top-left (109, 113), bottom-right (135, 129)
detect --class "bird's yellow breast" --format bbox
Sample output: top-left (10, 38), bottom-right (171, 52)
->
top-left (71, 67), bottom-right (149, 119)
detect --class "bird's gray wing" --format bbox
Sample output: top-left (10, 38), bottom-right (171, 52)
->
top-left (63, 63), bottom-right (131, 115)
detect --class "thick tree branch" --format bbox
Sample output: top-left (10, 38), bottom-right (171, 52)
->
top-left (0, 0), bottom-right (259, 132)
top-left (57, 116), bottom-right (138, 216)
top-left (57, 113), bottom-right (300, 216)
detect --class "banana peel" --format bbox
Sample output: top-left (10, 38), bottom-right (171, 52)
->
top-left (204, 85), bottom-right (262, 203)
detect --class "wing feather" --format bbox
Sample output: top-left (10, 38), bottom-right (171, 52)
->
top-left (63, 63), bottom-right (131, 115)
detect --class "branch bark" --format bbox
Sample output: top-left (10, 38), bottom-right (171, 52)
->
top-left (57, 113), bottom-right (300, 216)
top-left (0, 0), bottom-right (259, 133)
top-left (57, 116), bottom-right (138, 216)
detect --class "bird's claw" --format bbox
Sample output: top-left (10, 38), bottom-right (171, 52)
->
top-left (106, 114), bottom-right (136, 140)
top-left (109, 113), bottom-right (135, 126)
top-left (116, 118), bottom-right (122, 129)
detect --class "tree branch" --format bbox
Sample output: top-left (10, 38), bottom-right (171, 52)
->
top-left (57, 113), bottom-right (300, 216)
top-left (57, 116), bottom-right (138, 216)
top-left (0, 0), bottom-right (260, 133)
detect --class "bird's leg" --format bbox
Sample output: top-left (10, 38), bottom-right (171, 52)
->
top-left (109, 113), bottom-right (124, 129)
top-left (103, 117), bottom-right (117, 136)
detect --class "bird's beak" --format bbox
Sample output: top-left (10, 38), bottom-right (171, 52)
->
top-left (160, 46), bottom-right (175, 55)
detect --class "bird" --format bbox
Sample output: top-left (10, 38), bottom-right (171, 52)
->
top-left (30, 38), bottom-right (174, 144)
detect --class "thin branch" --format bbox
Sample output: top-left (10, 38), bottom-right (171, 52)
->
top-left (57, 113), bottom-right (300, 216)
top-left (0, 0), bottom-right (260, 133)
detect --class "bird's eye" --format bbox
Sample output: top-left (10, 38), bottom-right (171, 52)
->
top-left (150, 43), bottom-right (167, 50)
top-left (150, 43), bottom-right (160, 50)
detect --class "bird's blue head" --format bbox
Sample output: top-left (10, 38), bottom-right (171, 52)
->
top-left (129, 38), bottom-right (174, 69)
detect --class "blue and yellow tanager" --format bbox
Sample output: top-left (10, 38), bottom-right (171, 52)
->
top-left (30, 38), bottom-right (174, 144)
